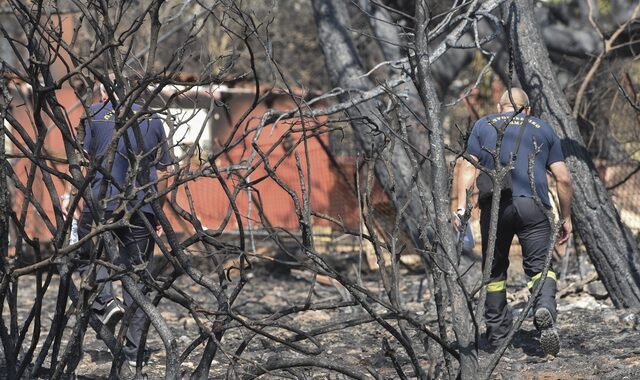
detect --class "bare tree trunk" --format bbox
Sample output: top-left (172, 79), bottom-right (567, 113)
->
top-left (411, 3), bottom-right (478, 378)
top-left (311, 0), bottom-right (434, 250)
top-left (312, 2), bottom-right (434, 378)
top-left (358, 0), bottom-right (434, 177)
top-left (507, 0), bottom-right (640, 307)
top-left (0, 64), bottom-right (9, 261)
top-left (0, 64), bottom-right (14, 379)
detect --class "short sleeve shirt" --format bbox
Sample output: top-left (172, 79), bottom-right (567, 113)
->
top-left (466, 112), bottom-right (564, 207)
top-left (82, 102), bottom-right (172, 215)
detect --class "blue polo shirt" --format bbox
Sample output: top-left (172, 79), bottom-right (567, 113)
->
top-left (466, 112), bottom-right (564, 207)
top-left (82, 102), bottom-right (171, 215)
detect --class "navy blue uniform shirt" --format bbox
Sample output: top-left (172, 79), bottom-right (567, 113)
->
top-left (82, 102), bottom-right (171, 215)
top-left (466, 112), bottom-right (564, 207)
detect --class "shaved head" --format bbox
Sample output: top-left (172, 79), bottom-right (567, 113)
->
top-left (499, 88), bottom-right (529, 109)
top-left (99, 72), bottom-right (121, 100)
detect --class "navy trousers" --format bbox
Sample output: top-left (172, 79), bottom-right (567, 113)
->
top-left (479, 196), bottom-right (557, 347)
top-left (77, 211), bottom-right (156, 360)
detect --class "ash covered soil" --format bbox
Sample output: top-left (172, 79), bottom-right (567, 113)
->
top-left (16, 254), bottom-right (640, 380)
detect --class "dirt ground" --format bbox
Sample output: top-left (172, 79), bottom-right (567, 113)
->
top-left (9, 251), bottom-right (640, 380)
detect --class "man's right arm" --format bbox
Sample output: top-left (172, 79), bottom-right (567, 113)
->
top-left (549, 161), bottom-right (573, 244)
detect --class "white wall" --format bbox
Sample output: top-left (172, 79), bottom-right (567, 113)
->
top-left (164, 108), bottom-right (211, 161)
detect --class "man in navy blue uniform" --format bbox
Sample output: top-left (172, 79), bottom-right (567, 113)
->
top-left (454, 88), bottom-right (573, 356)
top-left (77, 77), bottom-right (172, 366)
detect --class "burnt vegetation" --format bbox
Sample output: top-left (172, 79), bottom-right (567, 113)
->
top-left (0, 0), bottom-right (640, 379)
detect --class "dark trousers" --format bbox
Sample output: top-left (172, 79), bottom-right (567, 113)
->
top-left (77, 211), bottom-right (156, 359)
top-left (479, 196), bottom-right (557, 346)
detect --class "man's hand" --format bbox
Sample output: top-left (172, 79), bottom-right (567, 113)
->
top-left (453, 209), bottom-right (468, 231)
top-left (61, 194), bottom-right (71, 217)
top-left (156, 224), bottom-right (164, 237)
top-left (61, 193), bottom-right (79, 219)
top-left (557, 218), bottom-right (572, 245)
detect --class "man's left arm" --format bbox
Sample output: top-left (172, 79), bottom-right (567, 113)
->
top-left (153, 116), bottom-right (173, 235)
top-left (549, 161), bottom-right (573, 244)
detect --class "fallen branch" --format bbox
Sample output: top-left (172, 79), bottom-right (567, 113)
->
top-left (558, 272), bottom-right (599, 298)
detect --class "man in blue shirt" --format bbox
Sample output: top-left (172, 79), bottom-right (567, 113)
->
top-left (455, 88), bottom-right (573, 356)
top-left (76, 79), bottom-right (172, 367)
